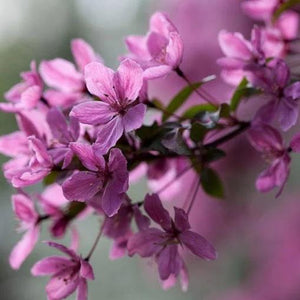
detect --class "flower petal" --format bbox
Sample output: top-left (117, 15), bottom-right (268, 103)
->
top-left (76, 278), bottom-right (88, 300)
top-left (9, 226), bottom-right (39, 269)
top-left (84, 62), bottom-right (117, 101)
top-left (80, 259), bottom-right (94, 280)
top-left (40, 58), bottom-right (83, 92)
top-left (174, 207), bottom-right (190, 232)
top-left (31, 256), bottom-right (74, 276)
top-left (179, 230), bottom-right (217, 260)
top-left (115, 59), bottom-right (143, 102)
top-left (12, 193), bottom-right (37, 222)
top-left (218, 30), bottom-right (252, 60)
top-left (144, 193), bottom-right (172, 231)
top-left (122, 103), bottom-right (146, 132)
top-left (127, 228), bottom-right (165, 257)
top-left (71, 38), bottom-right (102, 72)
top-left (62, 171), bottom-right (103, 201)
top-left (70, 100), bottom-right (116, 126)
top-left (157, 245), bottom-right (181, 280)
top-left (94, 116), bottom-right (124, 154)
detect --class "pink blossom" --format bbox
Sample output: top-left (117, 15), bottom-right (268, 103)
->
top-left (9, 194), bottom-right (39, 269)
top-left (128, 194), bottom-right (216, 289)
top-left (31, 241), bottom-right (94, 300)
top-left (70, 59), bottom-right (146, 154)
top-left (241, 0), bottom-right (280, 21)
top-left (41, 39), bottom-right (102, 109)
top-left (254, 59), bottom-right (300, 131)
top-left (217, 25), bottom-right (293, 86)
top-left (46, 108), bottom-right (80, 169)
top-left (125, 11), bottom-right (183, 79)
top-left (1, 61), bottom-right (43, 112)
top-left (39, 184), bottom-right (77, 238)
top-left (62, 143), bottom-right (128, 217)
top-left (10, 136), bottom-right (53, 188)
top-left (248, 124), bottom-right (290, 195)
top-left (103, 202), bottom-right (149, 259)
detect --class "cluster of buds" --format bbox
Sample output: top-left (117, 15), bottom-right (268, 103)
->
top-left (2, 2), bottom-right (300, 299)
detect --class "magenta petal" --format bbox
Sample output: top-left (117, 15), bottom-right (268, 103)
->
top-left (80, 259), bottom-right (94, 280)
top-left (125, 35), bottom-right (150, 59)
top-left (157, 245), bottom-right (181, 280)
top-left (70, 142), bottom-right (105, 171)
top-left (122, 103), bottom-right (146, 132)
top-left (0, 131), bottom-right (28, 157)
top-left (40, 59), bottom-right (83, 92)
top-left (12, 194), bottom-right (37, 223)
top-left (46, 241), bottom-right (77, 258)
top-left (31, 256), bottom-right (74, 276)
top-left (179, 231), bottom-right (217, 260)
top-left (285, 82), bottom-right (300, 99)
top-left (70, 101), bottom-right (116, 125)
top-left (62, 171), bottom-right (102, 201)
top-left (84, 62), bottom-right (116, 101)
top-left (127, 228), bottom-right (164, 257)
top-left (94, 116), bottom-right (124, 154)
top-left (77, 278), bottom-right (88, 300)
top-left (218, 30), bottom-right (252, 60)
top-left (19, 85), bottom-right (42, 109)
top-left (46, 273), bottom-right (79, 300)
top-left (174, 207), bottom-right (190, 232)
top-left (165, 31), bottom-right (183, 68)
top-left (9, 226), bottom-right (39, 269)
top-left (115, 59), bottom-right (143, 102)
top-left (247, 124), bottom-right (283, 153)
top-left (278, 97), bottom-right (298, 131)
top-left (147, 31), bottom-right (169, 59)
top-left (143, 65), bottom-right (172, 80)
top-left (103, 149), bottom-right (129, 215)
top-left (144, 193), bottom-right (172, 231)
top-left (71, 38), bottom-right (102, 72)
top-left (290, 132), bottom-right (300, 152)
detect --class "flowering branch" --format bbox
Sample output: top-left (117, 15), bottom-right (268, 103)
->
top-left (2, 2), bottom-right (300, 299)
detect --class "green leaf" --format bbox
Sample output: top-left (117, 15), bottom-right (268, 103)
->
top-left (136, 122), bottom-right (183, 154)
top-left (190, 123), bottom-right (208, 143)
top-left (230, 78), bottom-right (259, 112)
top-left (182, 103), bottom-right (216, 119)
top-left (201, 168), bottom-right (224, 198)
top-left (43, 171), bottom-right (59, 186)
top-left (202, 148), bottom-right (226, 163)
top-left (151, 98), bottom-right (165, 110)
top-left (273, 0), bottom-right (300, 19)
top-left (230, 78), bottom-right (248, 112)
top-left (219, 103), bottom-right (231, 118)
top-left (163, 82), bottom-right (202, 121)
top-left (161, 128), bottom-right (190, 155)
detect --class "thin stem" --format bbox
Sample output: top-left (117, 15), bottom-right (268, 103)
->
top-left (183, 175), bottom-right (198, 211)
top-left (156, 164), bottom-right (192, 195)
top-left (187, 178), bottom-right (201, 215)
top-left (175, 68), bottom-right (219, 107)
top-left (85, 219), bottom-right (106, 261)
top-left (204, 121), bottom-right (250, 148)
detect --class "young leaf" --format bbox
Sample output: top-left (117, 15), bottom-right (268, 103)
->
top-left (190, 123), bottom-right (208, 143)
top-left (230, 78), bottom-right (259, 112)
top-left (201, 168), bottom-right (224, 198)
top-left (182, 104), bottom-right (216, 120)
top-left (163, 82), bottom-right (202, 121)
top-left (161, 128), bottom-right (190, 155)
top-left (273, 0), bottom-right (300, 20)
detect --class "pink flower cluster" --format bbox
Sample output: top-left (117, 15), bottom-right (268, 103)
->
top-left (1, 3), bottom-right (300, 299)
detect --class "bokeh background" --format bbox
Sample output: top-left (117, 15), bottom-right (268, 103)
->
top-left (1, 0), bottom-right (300, 299)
